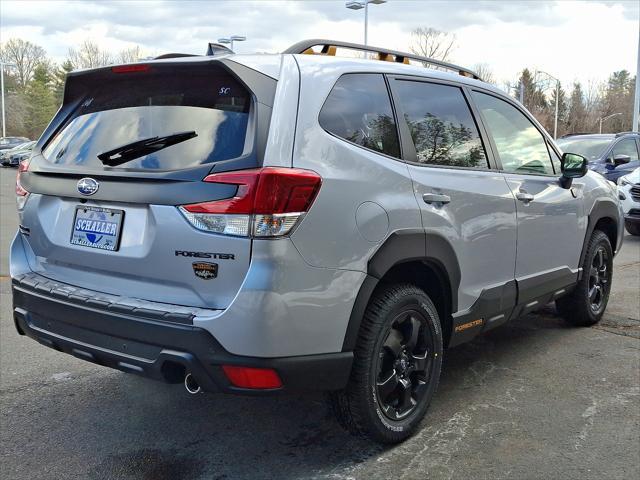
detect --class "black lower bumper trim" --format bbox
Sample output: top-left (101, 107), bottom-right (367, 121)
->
top-left (12, 281), bottom-right (353, 394)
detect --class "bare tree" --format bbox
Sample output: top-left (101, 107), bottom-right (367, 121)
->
top-left (0, 38), bottom-right (47, 89)
top-left (584, 79), bottom-right (605, 131)
top-left (409, 27), bottom-right (456, 62)
top-left (118, 46), bottom-right (142, 64)
top-left (67, 40), bottom-right (113, 69)
top-left (472, 63), bottom-right (496, 85)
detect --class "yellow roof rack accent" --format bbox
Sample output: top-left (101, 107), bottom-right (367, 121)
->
top-left (303, 45), bottom-right (337, 56)
top-left (284, 39), bottom-right (482, 81)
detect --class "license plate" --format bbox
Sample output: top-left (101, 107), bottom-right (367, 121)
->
top-left (70, 206), bottom-right (124, 251)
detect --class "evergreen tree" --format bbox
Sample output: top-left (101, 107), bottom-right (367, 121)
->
top-left (519, 69), bottom-right (547, 115)
top-left (53, 60), bottom-right (74, 105)
top-left (549, 83), bottom-right (569, 136)
top-left (567, 82), bottom-right (587, 134)
top-left (24, 63), bottom-right (57, 139)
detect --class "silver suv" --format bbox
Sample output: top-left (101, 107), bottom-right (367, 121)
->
top-left (10, 40), bottom-right (623, 443)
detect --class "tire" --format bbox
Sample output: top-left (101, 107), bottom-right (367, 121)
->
top-left (556, 230), bottom-right (613, 326)
top-left (330, 283), bottom-right (443, 443)
top-left (625, 221), bottom-right (640, 236)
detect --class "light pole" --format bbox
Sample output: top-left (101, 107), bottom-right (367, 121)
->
top-left (537, 70), bottom-right (560, 139)
top-left (633, 18), bottom-right (639, 131)
top-left (345, 0), bottom-right (386, 46)
top-left (0, 61), bottom-right (17, 138)
top-left (598, 113), bottom-right (622, 134)
top-left (217, 35), bottom-right (246, 52)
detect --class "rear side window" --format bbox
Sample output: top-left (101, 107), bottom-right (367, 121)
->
top-left (610, 138), bottom-right (639, 161)
top-left (393, 80), bottom-right (488, 168)
top-left (43, 63), bottom-right (251, 171)
top-left (472, 91), bottom-right (554, 175)
top-left (319, 74), bottom-right (400, 158)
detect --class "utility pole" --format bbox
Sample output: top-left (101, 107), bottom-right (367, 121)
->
top-left (1, 63), bottom-right (5, 138)
top-left (554, 80), bottom-right (559, 139)
top-left (537, 71), bottom-right (560, 139)
top-left (345, 1), bottom-right (386, 46)
top-left (633, 17), bottom-right (639, 131)
top-left (0, 61), bottom-right (17, 138)
top-left (519, 81), bottom-right (524, 104)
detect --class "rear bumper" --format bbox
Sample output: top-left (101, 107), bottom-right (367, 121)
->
top-left (12, 275), bottom-right (353, 394)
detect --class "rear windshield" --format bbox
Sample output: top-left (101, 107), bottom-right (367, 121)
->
top-left (43, 63), bottom-right (251, 171)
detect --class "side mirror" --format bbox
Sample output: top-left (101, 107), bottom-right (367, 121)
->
top-left (560, 152), bottom-right (588, 188)
top-left (613, 154), bottom-right (631, 167)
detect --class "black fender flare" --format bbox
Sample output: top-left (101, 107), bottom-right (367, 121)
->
top-left (578, 199), bottom-right (621, 278)
top-left (342, 229), bottom-right (461, 351)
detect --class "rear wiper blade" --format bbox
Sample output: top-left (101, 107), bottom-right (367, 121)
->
top-left (97, 131), bottom-right (197, 166)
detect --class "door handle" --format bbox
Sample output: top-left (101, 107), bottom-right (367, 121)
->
top-left (516, 192), bottom-right (534, 203)
top-left (423, 193), bottom-right (451, 205)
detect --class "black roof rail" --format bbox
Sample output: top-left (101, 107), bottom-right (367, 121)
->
top-left (153, 53), bottom-right (198, 60)
top-left (615, 131), bottom-right (639, 137)
top-left (283, 39), bottom-right (482, 81)
top-left (206, 43), bottom-right (233, 56)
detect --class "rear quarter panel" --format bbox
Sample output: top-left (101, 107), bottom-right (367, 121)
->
top-left (288, 58), bottom-right (421, 271)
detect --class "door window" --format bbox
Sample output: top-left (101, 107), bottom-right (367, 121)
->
top-left (393, 80), bottom-right (488, 168)
top-left (319, 74), bottom-right (400, 158)
top-left (472, 91), bottom-right (554, 175)
top-left (610, 138), bottom-right (639, 161)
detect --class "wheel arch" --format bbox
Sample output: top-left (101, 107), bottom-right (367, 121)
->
top-left (578, 199), bottom-right (621, 279)
top-left (342, 230), bottom-right (461, 351)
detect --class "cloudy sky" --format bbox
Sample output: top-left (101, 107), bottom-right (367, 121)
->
top-left (1, 0), bottom-right (638, 87)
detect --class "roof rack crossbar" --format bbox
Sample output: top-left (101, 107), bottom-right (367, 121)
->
top-left (283, 39), bottom-right (482, 81)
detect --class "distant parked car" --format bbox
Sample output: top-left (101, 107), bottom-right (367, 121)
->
top-left (617, 168), bottom-right (640, 235)
top-left (0, 141), bottom-right (36, 167)
top-left (557, 132), bottom-right (639, 183)
top-left (0, 136), bottom-right (30, 151)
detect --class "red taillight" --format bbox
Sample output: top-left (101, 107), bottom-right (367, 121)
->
top-left (222, 366), bottom-right (283, 389)
top-left (179, 167), bottom-right (321, 237)
top-left (16, 159), bottom-right (30, 195)
top-left (16, 159), bottom-right (30, 210)
top-left (183, 168), bottom-right (321, 215)
top-left (111, 64), bottom-right (150, 74)
top-left (183, 170), bottom-right (260, 215)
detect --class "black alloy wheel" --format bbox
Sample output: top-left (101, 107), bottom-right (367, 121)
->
top-left (375, 310), bottom-right (433, 421)
top-left (588, 245), bottom-right (610, 315)
top-left (556, 230), bottom-right (613, 326)
top-left (330, 283), bottom-right (443, 443)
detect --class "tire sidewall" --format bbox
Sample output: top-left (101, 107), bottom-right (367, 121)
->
top-left (365, 289), bottom-right (443, 439)
top-left (582, 232), bottom-right (614, 322)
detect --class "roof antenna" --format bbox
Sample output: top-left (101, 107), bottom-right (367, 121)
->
top-left (206, 43), bottom-right (233, 56)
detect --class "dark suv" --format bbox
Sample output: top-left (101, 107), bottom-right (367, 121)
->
top-left (557, 132), bottom-right (640, 183)
top-left (0, 136), bottom-right (30, 151)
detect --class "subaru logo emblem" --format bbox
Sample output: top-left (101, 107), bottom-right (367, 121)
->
top-left (77, 178), bottom-right (99, 196)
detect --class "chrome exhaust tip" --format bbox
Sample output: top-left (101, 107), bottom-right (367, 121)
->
top-left (184, 373), bottom-right (201, 394)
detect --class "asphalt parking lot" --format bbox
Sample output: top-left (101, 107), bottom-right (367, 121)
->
top-left (0, 166), bottom-right (638, 480)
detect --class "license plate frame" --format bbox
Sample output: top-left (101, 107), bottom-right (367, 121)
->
top-left (70, 206), bottom-right (125, 252)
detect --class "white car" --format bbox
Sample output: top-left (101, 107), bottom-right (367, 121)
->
top-left (618, 168), bottom-right (640, 235)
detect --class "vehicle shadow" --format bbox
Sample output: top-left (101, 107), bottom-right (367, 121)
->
top-left (8, 308), bottom-right (578, 480)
